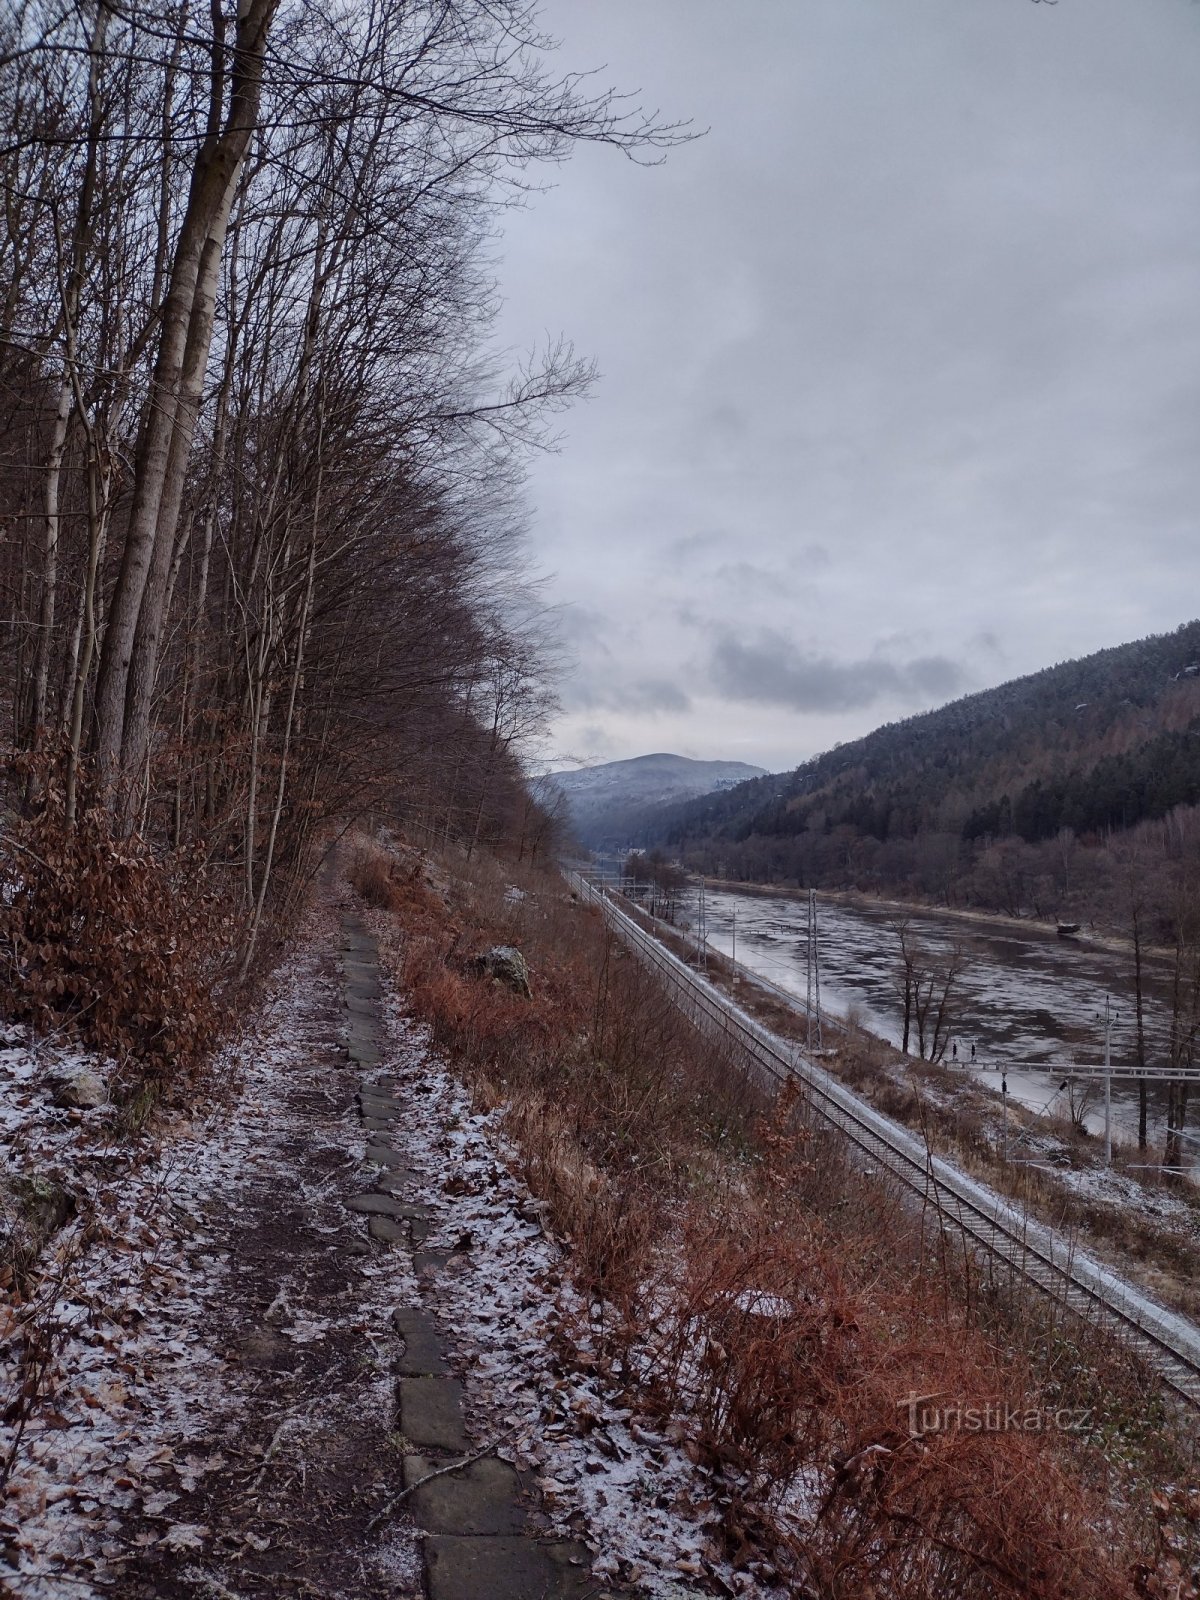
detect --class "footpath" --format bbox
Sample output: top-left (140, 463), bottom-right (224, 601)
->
top-left (2, 883), bottom-right (744, 1599)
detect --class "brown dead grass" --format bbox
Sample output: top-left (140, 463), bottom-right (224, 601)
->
top-left (354, 835), bottom-right (1200, 1600)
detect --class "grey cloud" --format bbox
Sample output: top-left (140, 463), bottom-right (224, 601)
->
top-left (558, 604), bottom-right (614, 656)
top-left (569, 677), bottom-right (693, 715)
top-left (494, 0), bottom-right (1200, 768)
top-left (661, 530), bottom-right (727, 567)
top-left (711, 561), bottom-right (803, 600)
top-left (905, 655), bottom-right (965, 697)
top-left (710, 629), bottom-right (966, 713)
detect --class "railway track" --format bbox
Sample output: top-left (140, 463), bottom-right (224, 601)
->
top-left (569, 873), bottom-right (1200, 1410)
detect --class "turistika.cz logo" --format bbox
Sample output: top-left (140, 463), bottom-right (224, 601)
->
top-left (898, 1392), bottom-right (1093, 1436)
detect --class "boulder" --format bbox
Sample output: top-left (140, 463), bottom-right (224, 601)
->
top-left (47, 1065), bottom-right (108, 1109)
top-left (9, 1173), bottom-right (75, 1235)
top-left (1, 1173), bottom-right (76, 1285)
top-left (470, 945), bottom-right (531, 999)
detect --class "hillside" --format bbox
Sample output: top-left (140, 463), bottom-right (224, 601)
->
top-left (546, 752), bottom-right (766, 845)
top-left (641, 621), bottom-right (1200, 906)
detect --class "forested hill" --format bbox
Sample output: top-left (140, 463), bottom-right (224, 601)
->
top-left (643, 621), bottom-right (1200, 891)
top-left (548, 753), bottom-right (765, 845)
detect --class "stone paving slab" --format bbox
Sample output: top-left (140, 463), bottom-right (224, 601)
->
top-left (369, 1215), bottom-right (407, 1246)
top-left (345, 995), bottom-right (380, 1019)
top-left (348, 1022), bottom-right (383, 1048)
top-left (413, 1249), bottom-right (451, 1276)
top-left (403, 1454), bottom-right (525, 1535)
top-left (400, 1378), bottom-right (469, 1452)
top-left (347, 1192), bottom-right (429, 1221)
top-left (349, 1050), bottom-right (384, 1072)
top-left (364, 1147), bottom-right (418, 1182)
top-left (392, 1307), bottom-right (448, 1376)
top-left (423, 1535), bottom-right (594, 1600)
top-left (359, 1094), bottom-right (402, 1117)
top-left (374, 1170), bottom-right (420, 1197)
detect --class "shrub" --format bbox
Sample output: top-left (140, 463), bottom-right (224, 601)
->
top-left (0, 777), bottom-right (236, 1091)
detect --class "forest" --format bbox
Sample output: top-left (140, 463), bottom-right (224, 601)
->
top-left (0, 0), bottom-right (678, 1079)
top-left (646, 622), bottom-right (1200, 919)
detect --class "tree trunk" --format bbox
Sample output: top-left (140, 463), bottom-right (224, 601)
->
top-left (92, 0), bottom-right (277, 819)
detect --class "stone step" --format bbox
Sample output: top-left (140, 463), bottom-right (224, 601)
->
top-left (369, 1215), bottom-right (407, 1246)
top-left (345, 994), bottom-right (381, 1019)
top-left (413, 1249), bottom-right (451, 1277)
top-left (403, 1454), bottom-right (524, 1535)
top-left (347, 1020), bottom-right (383, 1047)
top-left (400, 1377), bottom-right (468, 1452)
top-left (363, 1144), bottom-right (417, 1181)
top-left (358, 1092), bottom-right (401, 1117)
top-left (347, 1192), bottom-right (429, 1222)
top-left (423, 1535), bottom-right (594, 1600)
top-left (392, 1307), bottom-right (448, 1376)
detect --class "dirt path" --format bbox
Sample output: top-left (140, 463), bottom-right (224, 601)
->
top-left (4, 883), bottom-right (751, 1598)
top-left (110, 902), bottom-right (424, 1599)
top-left (105, 901), bottom-right (600, 1600)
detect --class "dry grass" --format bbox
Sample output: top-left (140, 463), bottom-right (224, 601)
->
top-left (358, 835), bottom-right (1200, 1599)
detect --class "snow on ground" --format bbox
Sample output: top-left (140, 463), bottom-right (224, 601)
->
top-left (1, 1049), bottom-right (246, 1590)
top-left (1054, 1163), bottom-right (1199, 1229)
top-left (2, 895), bottom-right (785, 1598)
top-left (372, 986), bottom-right (778, 1597)
top-left (0, 911), bottom-right (426, 1597)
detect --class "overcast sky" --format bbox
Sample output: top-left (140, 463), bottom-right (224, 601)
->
top-left (491, 0), bottom-right (1200, 776)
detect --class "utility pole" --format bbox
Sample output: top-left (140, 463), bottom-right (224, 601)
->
top-left (805, 889), bottom-right (822, 1053)
top-left (1103, 994), bottom-right (1113, 1166)
top-left (1001, 1072), bottom-right (1008, 1164)
top-left (731, 908), bottom-right (737, 993)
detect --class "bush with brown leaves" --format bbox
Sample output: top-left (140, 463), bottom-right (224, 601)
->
top-left (0, 781), bottom-right (237, 1092)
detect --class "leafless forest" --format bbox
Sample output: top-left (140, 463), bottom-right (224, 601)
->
top-left (0, 0), bottom-right (680, 1063)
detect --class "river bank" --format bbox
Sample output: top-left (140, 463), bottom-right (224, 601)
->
top-left (703, 877), bottom-right (1172, 969)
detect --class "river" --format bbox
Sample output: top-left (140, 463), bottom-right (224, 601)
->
top-left (672, 882), bottom-right (1197, 1175)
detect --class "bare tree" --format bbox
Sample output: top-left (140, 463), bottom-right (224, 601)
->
top-left (891, 920), bottom-right (967, 1062)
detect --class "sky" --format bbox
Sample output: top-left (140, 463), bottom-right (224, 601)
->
top-left (490, 0), bottom-right (1200, 776)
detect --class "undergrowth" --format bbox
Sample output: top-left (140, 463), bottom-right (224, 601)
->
top-left (0, 766), bottom-right (240, 1098)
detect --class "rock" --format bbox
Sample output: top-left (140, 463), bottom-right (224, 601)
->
top-left (1, 1173), bottom-right (76, 1284)
top-left (9, 1173), bottom-right (75, 1235)
top-left (47, 1066), bottom-right (107, 1109)
top-left (470, 945), bottom-right (531, 999)
top-left (399, 1377), bottom-right (469, 1452)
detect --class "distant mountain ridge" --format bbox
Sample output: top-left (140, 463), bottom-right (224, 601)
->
top-left (546, 753), bottom-right (767, 846)
top-left (638, 620), bottom-right (1200, 892)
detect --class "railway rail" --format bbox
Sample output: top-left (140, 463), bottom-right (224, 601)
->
top-left (569, 872), bottom-right (1200, 1410)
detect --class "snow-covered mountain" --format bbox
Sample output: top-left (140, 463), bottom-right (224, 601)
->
top-left (544, 753), bottom-right (767, 846)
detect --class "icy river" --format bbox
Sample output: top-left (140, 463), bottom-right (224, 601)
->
top-left (680, 883), bottom-right (1197, 1175)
